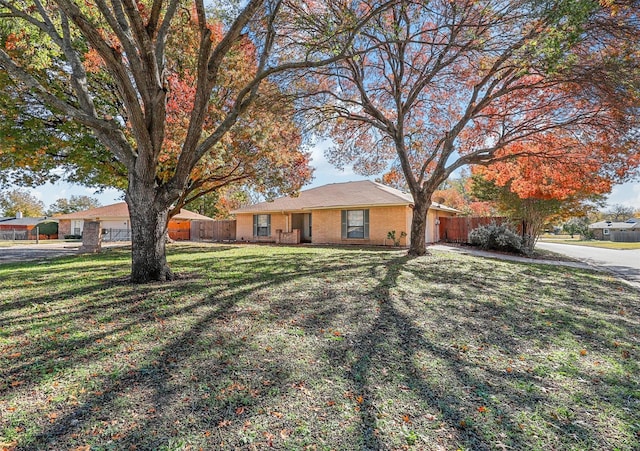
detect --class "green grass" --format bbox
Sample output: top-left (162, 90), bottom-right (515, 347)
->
top-left (539, 239), bottom-right (640, 250)
top-left (1, 243), bottom-right (638, 450)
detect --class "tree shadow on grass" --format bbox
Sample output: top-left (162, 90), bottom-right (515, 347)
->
top-left (3, 245), bottom-right (638, 450)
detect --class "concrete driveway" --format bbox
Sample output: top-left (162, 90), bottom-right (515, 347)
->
top-left (536, 241), bottom-right (640, 288)
top-left (0, 242), bottom-right (82, 264)
top-left (0, 242), bottom-right (130, 264)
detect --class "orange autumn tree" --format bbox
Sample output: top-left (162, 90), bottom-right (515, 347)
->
top-left (0, 0), bottom-right (392, 282)
top-left (157, 10), bottom-right (312, 215)
top-left (471, 133), bottom-right (632, 252)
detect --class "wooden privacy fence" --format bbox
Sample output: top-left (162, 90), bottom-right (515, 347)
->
top-left (168, 220), bottom-right (191, 241)
top-left (191, 220), bottom-right (236, 242)
top-left (438, 217), bottom-right (519, 243)
top-left (611, 231), bottom-right (640, 242)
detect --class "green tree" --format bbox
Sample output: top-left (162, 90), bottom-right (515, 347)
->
top-left (46, 195), bottom-right (101, 215)
top-left (563, 217), bottom-right (591, 239)
top-left (0, 188), bottom-right (45, 216)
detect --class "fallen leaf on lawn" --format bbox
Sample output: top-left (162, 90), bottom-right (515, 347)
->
top-left (580, 349), bottom-right (588, 356)
top-left (10, 381), bottom-right (23, 387)
top-left (477, 406), bottom-right (487, 413)
top-left (7, 353), bottom-right (21, 359)
top-left (621, 350), bottom-right (630, 359)
top-left (271, 411), bottom-right (283, 418)
top-left (204, 430), bottom-right (211, 437)
top-left (402, 414), bottom-right (411, 424)
top-left (356, 395), bottom-right (364, 404)
top-left (235, 406), bottom-right (245, 415)
top-left (280, 429), bottom-right (291, 439)
top-left (218, 419), bottom-right (231, 428)
top-left (506, 367), bottom-right (513, 373)
top-left (326, 400), bottom-right (336, 406)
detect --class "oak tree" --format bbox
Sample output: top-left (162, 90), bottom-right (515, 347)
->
top-left (46, 195), bottom-right (101, 215)
top-left (308, 0), bottom-right (639, 255)
top-left (0, 188), bottom-right (45, 216)
top-left (0, 0), bottom-right (391, 282)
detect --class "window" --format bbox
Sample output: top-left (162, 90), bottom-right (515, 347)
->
top-left (341, 209), bottom-right (369, 239)
top-left (253, 214), bottom-right (271, 237)
top-left (603, 229), bottom-right (610, 235)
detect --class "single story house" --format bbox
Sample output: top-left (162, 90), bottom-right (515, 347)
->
top-left (588, 218), bottom-right (639, 241)
top-left (56, 202), bottom-right (214, 241)
top-left (0, 213), bottom-right (58, 239)
top-left (231, 180), bottom-right (459, 246)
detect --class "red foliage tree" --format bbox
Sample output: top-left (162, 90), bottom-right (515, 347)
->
top-left (472, 132), bottom-right (630, 251)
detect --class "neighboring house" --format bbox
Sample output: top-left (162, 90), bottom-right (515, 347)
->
top-left (0, 213), bottom-right (58, 239)
top-left (55, 202), bottom-right (214, 241)
top-left (588, 218), bottom-right (640, 240)
top-left (231, 180), bottom-right (459, 246)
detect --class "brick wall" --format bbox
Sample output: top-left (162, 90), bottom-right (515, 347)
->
top-left (58, 220), bottom-right (72, 237)
top-left (312, 205), bottom-right (411, 246)
top-left (236, 213), bottom-right (288, 242)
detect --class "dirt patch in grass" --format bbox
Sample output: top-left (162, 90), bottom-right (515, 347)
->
top-left (1, 244), bottom-right (638, 450)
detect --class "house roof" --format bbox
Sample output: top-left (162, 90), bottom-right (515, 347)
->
top-left (54, 202), bottom-right (214, 221)
top-left (231, 180), bottom-right (460, 214)
top-left (589, 219), bottom-right (640, 230)
top-left (0, 217), bottom-right (54, 226)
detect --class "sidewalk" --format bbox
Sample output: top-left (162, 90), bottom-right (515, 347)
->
top-left (429, 244), bottom-right (591, 268)
top-left (430, 244), bottom-right (640, 290)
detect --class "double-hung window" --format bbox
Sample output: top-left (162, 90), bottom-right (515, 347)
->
top-left (253, 214), bottom-right (271, 237)
top-left (341, 209), bottom-right (369, 239)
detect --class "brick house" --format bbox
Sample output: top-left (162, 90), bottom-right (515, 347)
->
top-left (232, 180), bottom-right (458, 246)
top-left (56, 202), bottom-right (214, 241)
top-left (588, 218), bottom-right (640, 241)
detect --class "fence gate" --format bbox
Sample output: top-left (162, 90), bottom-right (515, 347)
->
top-left (191, 220), bottom-right (236, 241)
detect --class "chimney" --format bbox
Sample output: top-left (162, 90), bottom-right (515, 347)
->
top-left (16, 211), bottom-right (23, 219)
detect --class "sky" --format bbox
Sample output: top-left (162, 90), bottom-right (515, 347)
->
top-left (24, 140), bottom-right (640, 211)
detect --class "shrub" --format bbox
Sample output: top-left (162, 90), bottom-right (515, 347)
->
top-left (468, 222), bottom-right (523, 253)
top-left (30, 221), bottom-right (58, 238)
top-left (387, 230), bottom-right (407, 246)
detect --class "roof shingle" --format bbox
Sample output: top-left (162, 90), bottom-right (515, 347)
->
top-left (54, 202), bottom-right (214, 221)
top-left (231, 180), bottom-right (458, 213)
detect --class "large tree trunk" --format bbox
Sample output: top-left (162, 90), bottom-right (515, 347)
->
top-left (408, 197), bottom-right (431, 256)
top-left (126, 189), bottom-right (174, 283)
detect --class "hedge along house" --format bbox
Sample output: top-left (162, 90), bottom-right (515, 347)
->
top-left (232, 180), bottom-right (459, 246)
top-left (56, 202), bottom-right (214, 241)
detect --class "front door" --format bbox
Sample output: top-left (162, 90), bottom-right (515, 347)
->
top-left (292, 213), bottom-right (312, 243)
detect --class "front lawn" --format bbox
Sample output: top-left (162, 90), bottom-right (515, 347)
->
top-left (1, 244), bottom-right (638, 450)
